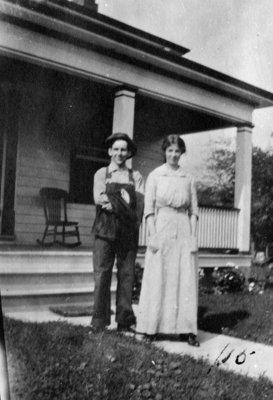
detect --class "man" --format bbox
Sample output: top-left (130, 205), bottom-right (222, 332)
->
top-left (91, 133), bottom-right (144, 333)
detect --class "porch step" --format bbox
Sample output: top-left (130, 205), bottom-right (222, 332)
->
top-left (0, 248), bottom-right (93, 271)
top-left (0, 247), bottom-right (252, 309)
top-left (0, 248), bottom-right (116, 309)
top-left (136, 252), bottom-right (253, 269)
top-left (198, 253), bottom-right (252, 269)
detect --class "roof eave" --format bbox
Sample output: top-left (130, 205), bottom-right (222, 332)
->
top-left (1, 0), bottom-right (273, 109)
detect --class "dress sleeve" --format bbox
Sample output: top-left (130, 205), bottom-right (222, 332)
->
top-left (189, 177), bottom-right (199, 218)
top-left (133, 170), bottom-right (145, 224)
top-left (144, 171), bottom-right (157, 218)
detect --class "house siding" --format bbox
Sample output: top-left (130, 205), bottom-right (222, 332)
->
top-left (12, 87), bottom-right (157, 247)
top-left (133, 139), bottom-right (162, 179)
top-left (13, 87), bottom-right (96, 246)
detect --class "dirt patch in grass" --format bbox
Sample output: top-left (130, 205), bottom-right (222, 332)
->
top-left (49, 305), bottom-right (114, 317)
top-left (4, 317), bottom-right (273, 400)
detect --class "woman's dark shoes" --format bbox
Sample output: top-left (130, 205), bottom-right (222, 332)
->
top-left (144, 334), bottom-right (157, 342)
top-left (187, 333), bottom-right (200, 347)
top-left (178, 334), bottom-right (188, 342)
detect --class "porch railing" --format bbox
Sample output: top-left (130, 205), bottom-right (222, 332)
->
top-left (139, 206), bottom-right (239, 251)
top-left (197, 206), bottom-right (239, 250)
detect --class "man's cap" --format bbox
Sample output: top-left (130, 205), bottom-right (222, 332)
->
top-left (105, 133), bottom-right (137, 158)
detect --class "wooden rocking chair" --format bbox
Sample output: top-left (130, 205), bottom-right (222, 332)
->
top-left (37, 187), bottom-right (81, 247)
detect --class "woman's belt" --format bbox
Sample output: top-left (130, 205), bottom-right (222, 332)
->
top-left (157, 206), bottom-right (187, 214)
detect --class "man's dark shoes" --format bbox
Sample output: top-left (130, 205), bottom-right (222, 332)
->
top-left (89, 325), bottom-right (105, 334)
top-left (187, 333), bottom-right (200, 347)
top-left (117, 323), bottom-right (136, 333)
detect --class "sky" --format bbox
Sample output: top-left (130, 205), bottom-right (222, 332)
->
top-left (96, 0), bottom-right (273, 153)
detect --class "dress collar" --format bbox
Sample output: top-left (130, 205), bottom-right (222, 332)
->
top-left (160, 163), bottom-right (187, 177)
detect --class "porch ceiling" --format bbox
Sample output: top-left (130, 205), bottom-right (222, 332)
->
top-left (0, 55), bottom-right (234, 138)
top-left (1, 0), bottom-right (273, 109)
top-left (0, 56), bottom-right (116, 146)
top-left (134, 94), bottom-right (232, 139)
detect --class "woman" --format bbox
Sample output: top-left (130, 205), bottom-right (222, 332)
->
top-left (136, 135), bottom-right (200, 346)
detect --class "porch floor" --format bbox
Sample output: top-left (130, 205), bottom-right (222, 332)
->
top-left (0, 244), bottom-right (252, 264)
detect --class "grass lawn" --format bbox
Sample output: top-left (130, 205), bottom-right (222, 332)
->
top-left (4, 316), bottom-right (273, 400)
top-left (199, 289), bottom-right (273, 345)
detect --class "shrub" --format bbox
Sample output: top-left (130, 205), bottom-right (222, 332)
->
top-left (212, 267), bottom-right (246, 294)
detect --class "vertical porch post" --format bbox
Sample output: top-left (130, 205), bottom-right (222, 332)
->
top-left (234, 126), bottom-right (253, 252)
top-left (112, 87), bottom-right (136, 166)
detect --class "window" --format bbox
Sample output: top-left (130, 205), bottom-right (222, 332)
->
top-left (69, 146), bottom-right (108, 204)
top-left (66, 81), bottom-right (114, 204)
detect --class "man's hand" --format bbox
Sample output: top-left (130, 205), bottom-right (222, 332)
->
top-left (99, 193), bottom-right (113, 211)
top-left (100, 193), bottom-right (110, 204)
top-left (102, 202), bottom-right (113, 211)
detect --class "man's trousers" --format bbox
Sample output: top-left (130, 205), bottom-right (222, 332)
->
top-left (91, 237), bottom-right (137, 330)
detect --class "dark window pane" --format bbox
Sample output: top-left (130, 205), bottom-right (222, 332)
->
top-left (69, 148), bottom-right (108, 204)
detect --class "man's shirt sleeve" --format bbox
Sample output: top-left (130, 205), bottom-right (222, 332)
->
top-left (133, 170), bottom-right (145, 196)
top-left (93, 168), bottom-right (106, 205)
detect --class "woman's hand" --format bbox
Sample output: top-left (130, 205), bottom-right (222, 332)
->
top-left (146, 215), bottom-right (158, 252)
top-left (190, 235), bottom-right (198, 253)
top-left (148, 234), bottom-right (159, 253)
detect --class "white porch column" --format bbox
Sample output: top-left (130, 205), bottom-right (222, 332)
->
top-left (112, 87), bottom-right (136, 166)
top-left (234, 126), bottom-right (253, 252)
top-left (112, 87), bottom-right (136, 138)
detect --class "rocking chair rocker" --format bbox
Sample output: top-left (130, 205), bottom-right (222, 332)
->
top-left (37, 187), bottom-right (81, 247)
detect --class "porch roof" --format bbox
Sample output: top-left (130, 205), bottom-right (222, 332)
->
top-left (1, 0), bottom-right (273, 109)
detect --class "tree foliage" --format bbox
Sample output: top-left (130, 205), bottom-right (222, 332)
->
top-left (197, 144), bottom-right (273, 250)
top-left (251, 147), bottom-right (273, 250)
top-left (197, 144), bottom-right (235, 207)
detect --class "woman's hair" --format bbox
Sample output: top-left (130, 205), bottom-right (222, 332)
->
top-left (161, 135), bottom-right (186, 154)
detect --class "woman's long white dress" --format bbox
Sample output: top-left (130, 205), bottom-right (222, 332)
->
top-left (136, 164), bottom-right (199, 335)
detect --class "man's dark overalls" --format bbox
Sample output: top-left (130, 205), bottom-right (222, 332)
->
top-left (92, 167), bottom-right (138, 331)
